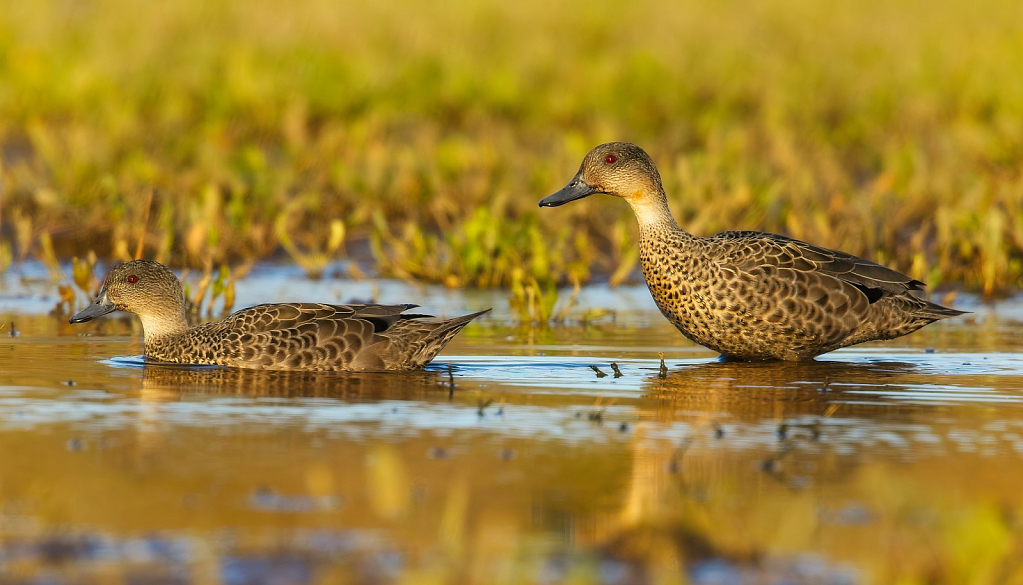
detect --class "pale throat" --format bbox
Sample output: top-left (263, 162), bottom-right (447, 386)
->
top-left (625, 188), bottom-right (678, 231)
top-left (137, 310), bottom-right (190, 344)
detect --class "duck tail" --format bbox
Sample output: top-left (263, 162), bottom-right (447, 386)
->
top-left (915, 300), bottom-right (968, 320)
top-left (412, 309), bottom-right (491, 366)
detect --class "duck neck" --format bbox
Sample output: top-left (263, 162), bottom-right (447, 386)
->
top-left (626, 188), bottom-right (687, 240)
top-left (138, 307), bottom-right (190, 346)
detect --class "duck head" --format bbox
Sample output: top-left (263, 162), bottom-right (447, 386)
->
top-left (540, 142), bottom-right (663, 206)
top-left (540, 142), bottom-right (674, 227)
top-left (71, 259), bottom-right (189, 340)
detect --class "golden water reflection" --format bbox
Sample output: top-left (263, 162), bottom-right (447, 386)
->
top-left (0, 314), bottom-right (1021, 584)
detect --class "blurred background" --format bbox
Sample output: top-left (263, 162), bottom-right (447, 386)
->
top-left (0, 0), bottom-right (1021, 293)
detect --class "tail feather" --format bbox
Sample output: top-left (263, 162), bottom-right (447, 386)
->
top-left (915, 299), bottom-right (968, 320)
top-left (409, 309), bottom-right (491, 368)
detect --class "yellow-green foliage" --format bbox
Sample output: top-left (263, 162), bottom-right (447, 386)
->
top-left (0, 0), bottom-right (1021, 291)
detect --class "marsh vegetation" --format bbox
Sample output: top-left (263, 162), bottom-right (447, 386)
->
top-left (1, 0), bottom-right (1021, 294)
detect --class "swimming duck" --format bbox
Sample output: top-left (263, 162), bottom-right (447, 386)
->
top-left (70, 260), bottom-right (489, 371)
top-left (540, 142), bottom-right (964, 360)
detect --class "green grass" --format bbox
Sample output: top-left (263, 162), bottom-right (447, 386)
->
top-left (1, 0), bottom-right (1022, 292)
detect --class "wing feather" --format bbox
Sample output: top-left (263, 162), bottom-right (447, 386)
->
top-left (189, 302), bottom-right (479, 371)
top-left (715, 231), bottom-right (923, 301)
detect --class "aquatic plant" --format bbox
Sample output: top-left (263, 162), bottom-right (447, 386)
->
top-left (0, 240), bottom-right (11, 274)
top-left (71, 252), bottom-right (99, 294)
top-left (508, 269), bottom-right (579, 326)
top-left (180, 262), bottom-right (238, 319)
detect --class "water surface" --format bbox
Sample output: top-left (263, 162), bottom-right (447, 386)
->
top-left (1, 264), bottom-right (1021, 584)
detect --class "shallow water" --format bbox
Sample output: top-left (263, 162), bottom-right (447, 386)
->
top-left (1, 264), bottom-right (1022, 584)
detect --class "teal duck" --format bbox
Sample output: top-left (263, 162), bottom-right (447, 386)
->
top-left (540, 142), bottom-right (965, 361)
top-left (70, 260), bottom-right (489, 371)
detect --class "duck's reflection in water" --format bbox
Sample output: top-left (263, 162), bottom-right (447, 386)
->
top-left (576, 360), bottom-right (925, 582)
top-left (642, 359), bottom-right (926, 419)
top-left (139, 362), bottom-right (454, 400)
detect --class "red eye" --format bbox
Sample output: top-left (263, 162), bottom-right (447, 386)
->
top-left (605, 154), bottom-right (616, 164)
top-left (127, 275), bottom-right (138, 284)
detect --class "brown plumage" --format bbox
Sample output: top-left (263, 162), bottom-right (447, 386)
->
top-left (540, 142), bottom-right (965, 361)
top-left (70, 260), bottom-right (489, 371)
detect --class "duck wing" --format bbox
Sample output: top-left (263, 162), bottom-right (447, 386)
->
top-left (208, 302), bottom-right (425, 370)
top-left (714, 231), bottom-right (923, 302)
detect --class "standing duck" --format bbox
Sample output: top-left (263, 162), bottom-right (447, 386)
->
top-left (540, 142), bottom-right (964, 361)
top-left (70, 259), bottom-right (489, 371)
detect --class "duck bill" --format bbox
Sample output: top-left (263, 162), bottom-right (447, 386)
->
top-left (539, 172), bottom-right (598, 207)
top-left (70, 293), bottom-right (117, 324)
